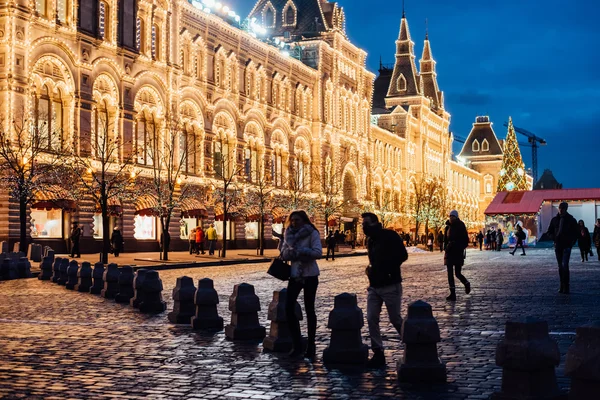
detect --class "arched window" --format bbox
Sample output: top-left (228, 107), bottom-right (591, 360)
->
top-left (482, 139), bottom-right (489, 151)
top-left (51, 90), bottom-right (64, 151)
top-left (472, 139), bottom-right (480, 152)
top-left (284, 5), bottom-right (295, 25)
top-left (245, 146), bottom-right (260, 182)
top-left (136, 113), bottom-right (155, 166)
top-left (213, 136), bottom-right (231, 178)
top-left (94, 100), bottom-right (109, 158)
top-left (180, 123), bottom-right (197, 174)
top-left (397, 74), bottom-right (407, 91)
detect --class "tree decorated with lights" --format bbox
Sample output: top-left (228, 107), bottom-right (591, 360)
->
top-left (497, 117), bottom-right (528, 192)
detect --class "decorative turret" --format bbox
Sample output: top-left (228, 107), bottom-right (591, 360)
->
top-left (497, 117), bottom-right (528, 192)
top-left (419, 30), bottom-right (443, 109)
top-left (386, 12), bottom-right (420, 98)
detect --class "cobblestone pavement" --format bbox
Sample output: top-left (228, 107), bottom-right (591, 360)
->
top-left (1, 248), bottom-right (600, 399)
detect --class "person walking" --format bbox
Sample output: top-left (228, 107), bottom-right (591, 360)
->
top-left (491, 228), bottom-right (497, 251)
top-left (437, 230), bottom-right (444, 252)
top-left (477, 231), bottom-right (484, 251)
top-left (196, 225), bottom-right (205, 255)
top-left (510, 225), bottom-right (526, 256)
top-left (427, 233), bottom-right (434, 252)
top-left (361, 212), bottom-right (408, 368)
top-left (546, 202), bottom-right (579, 294)
top-left (444, 210), bottom-right (471, 301)
top-left (593, 219), bottom-right (600, 261)
top-left (110, 226), bottom-right (124, 257)
top-left (577, 220), bottom-right (592, 262)
top-left (496, 228), bottom-right (504, 251)
top-left (325, 231), bottom-right (336, 261)
top-left (279, 210), bottom-right (322, 360)
top-left (485, 230), bottom-right (492, 250)
top-left (188, 228), bottom-right (196, 255)
top-left (70, 223), bottom-right (81, 258)
top-left (206, 224), bottom-right (217, 255)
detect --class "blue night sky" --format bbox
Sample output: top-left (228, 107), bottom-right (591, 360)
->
top-left (232, 0), bottom-right (600, 188)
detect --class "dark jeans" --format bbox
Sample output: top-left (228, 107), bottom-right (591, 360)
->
top-left (326, 246), bottom-right (335, 260)
top-left (196, 241), bottom-right (204, 254)
top-left (189, 241), bottom-right (195, 254)
top-left (209, 240), bottom-right (216, 255)
top-left (597, 246), bottom-right (600, 261)
top-left (555, 246), bottom-right (572, 285)
top-left (478, 241), bottom-right (483, 251)
top-left (497, 241), bottom-right (503, 251)
top-left (511, 240), bottom-right (526, 254)
top-left (70, 240), bottom-right (80, 257)
top-left (446, 263), bottom-right (469, 291)
top-left (579, 247), bottom-right (589, 261)
top-left (286, 276), bottom-right (318, 349)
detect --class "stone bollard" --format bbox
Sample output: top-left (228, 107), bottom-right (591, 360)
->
top-left (57, 258), bottom-right (70, 285)
top-left (492, 317), bottom-right (565, 400)
top-left (191, 278), bottom-right (223, 330)
top-left (51, 257), bottom-right (63, 283)
top-left (263, 288), bottom-right (303, 352)
top-left (17, 257), bottom-right (33, 278)
top-left (38, 256), bottom-right (54, 280)
top-left (27, 243), bottom-right (42, 263)
top-left (89, 262), bottom-right (105, 294)
top-left (65, 260), bottom-right (80, 290)
top-left (75, 262), bottom-right (93, 292)
top-left (225, 283), bottom-right (266, 340)
top-left (115, 266), bottom-right (135, 303)
top-left (101, 263), bottom-right (120, 299)
top-left (0, 241), bottom-right (8, 253)
top-left (0, 258), bottom-right (16, 280)
top-left (130, 269), bottom-right (148, 308)
top-left (565, 322), bottom-right (600, 399)
top-left (323, 293), bottom-right (368, 366)
top-left (397, 300), bottom-right (446, 383)
top-left (168, 276), bottom-right (197, 324)
top-left (138, 270), bottom-right (167, 313)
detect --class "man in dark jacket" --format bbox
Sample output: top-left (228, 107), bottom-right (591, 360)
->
top-left (546, 202), bottom-right (579, 294)
top-left (325, 231), bottom-right (336, 261)
top-left (444, 210), bottom-right (471, 301)
top-left (362, 212), bottom-right (408, 369)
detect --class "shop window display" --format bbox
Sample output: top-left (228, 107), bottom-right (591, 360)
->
top-left (245, 222), bottom-right (258, 239)
top-left (214, 220), bottom-right (235, 240)
top-left (180, 217), bottom-right (197, 239)
top-left (93, 213), bottom-right (103, 239)
top-left (134, 215), bottom-right (156, 240)
top-left (31, 209), bottom-right (63, 238)
top-left (272, 223), bottom-right (283, 236)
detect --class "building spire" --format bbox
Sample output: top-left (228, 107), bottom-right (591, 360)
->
top-left (387, 10), bottom-right (420, 98)
top-left (425, 18), bottom-right (428, 40)
top-left (419, 26), bottom-right (442, 109)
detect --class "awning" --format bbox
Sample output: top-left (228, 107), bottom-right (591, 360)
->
top-left (214, 203), bottom-right (240, 221)
top-left (180, 198), bottom-right (208, 218)
top-left (95, 197), bottom-right (122, 216)
top-left (271, 207), bottom-right (288, 223)
top-left (485, 189), bottom-right (600, 216)
top-left (135, 195), bottom-right (159, 216)
top-left (32, 185), bottom-right (76, 211)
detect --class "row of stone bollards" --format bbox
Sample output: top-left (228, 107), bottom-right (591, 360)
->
top-left (0, 253), bottom-right (33, 280)
top-left (41, 256), bottom-right (167, 313)
top-left (492, 318), bottom-right (600, 400)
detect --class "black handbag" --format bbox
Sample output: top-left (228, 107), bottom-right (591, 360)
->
top-left (267, 257), bottom-right (290, 281)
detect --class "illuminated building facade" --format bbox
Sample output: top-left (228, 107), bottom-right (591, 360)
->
top-left (0, 0), bottom-right (493, 252)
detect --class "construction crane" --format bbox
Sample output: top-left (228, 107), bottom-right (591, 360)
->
top-left (503, 122), bottom-right (547, 184)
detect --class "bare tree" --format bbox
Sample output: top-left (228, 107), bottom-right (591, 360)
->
top-left (0, 108), bottom-right (64, 253)
top-left (60, 108), bottom-right (137, 264)
top-left (405, 175), bottom-right (445, 241)
top-left (279, 161), bottom-right (318, 216)
top-left (144, 111), bottom-right (204, 261)
top-left (211, 137), bottom-right (244, 258)
top-left (429, 184), bottom-right (452, 237)
top-left (316, 163), bottom-right (346, 235)
top-left (365, 191), bottom-right (398, 229)
top-left (242, 164), bottom-right (278, 256)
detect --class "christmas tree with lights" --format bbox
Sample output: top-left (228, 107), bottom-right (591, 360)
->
top-left (497, 117), bottom-right (528, 191)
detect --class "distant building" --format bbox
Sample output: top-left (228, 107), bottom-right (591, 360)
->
top-left (534, 170), bottom-right (563, 190)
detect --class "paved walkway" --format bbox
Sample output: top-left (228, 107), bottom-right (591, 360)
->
top-left (53, 247), bottom-right (367, 269)
top-left (1, 248), bottom-right (600, 399)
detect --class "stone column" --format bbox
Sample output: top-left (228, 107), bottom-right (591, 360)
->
top-left (130, 269), bottom-right (148, 308)
top-left (397, 300), bottom-right (446, 383)
top-left (51, 257), bottom-right (63, 283)
top-left (90, 262), bottom-right (105, 294)
top-left (323, 293), bottom-right (368, 366)
top-left (75, 262), bottom-right (93, 293)
top-left (225, 283), bottom-right (265, 340)
top-left (115, 266), bottom-right (135, 303)
top-left (65, 260), bottom-right (80, 290)
top-left (57, 258), bottom-right (70, 285)
top-left (101, 263), bottom-right (120, 299)
top-left (16, 257), bottom-right (32, 278)
top-left (492, 317), bottom-right (565, 400)
top-left (38, 256), bottom-right (53, 280)
top-left (565, 322), bottom-right (600, 399)
top-left (138, 270), bottom-right (167, 313)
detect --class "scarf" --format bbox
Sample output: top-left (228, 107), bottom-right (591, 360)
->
top-left (284, 224), bottom-right (315, 247)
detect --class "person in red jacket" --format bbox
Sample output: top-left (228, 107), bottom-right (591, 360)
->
top-left (195, 226), bottom-right (205, 255)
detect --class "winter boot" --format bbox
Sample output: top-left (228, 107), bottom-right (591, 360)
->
top-left (446, 289), bottom-right (457, 301)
